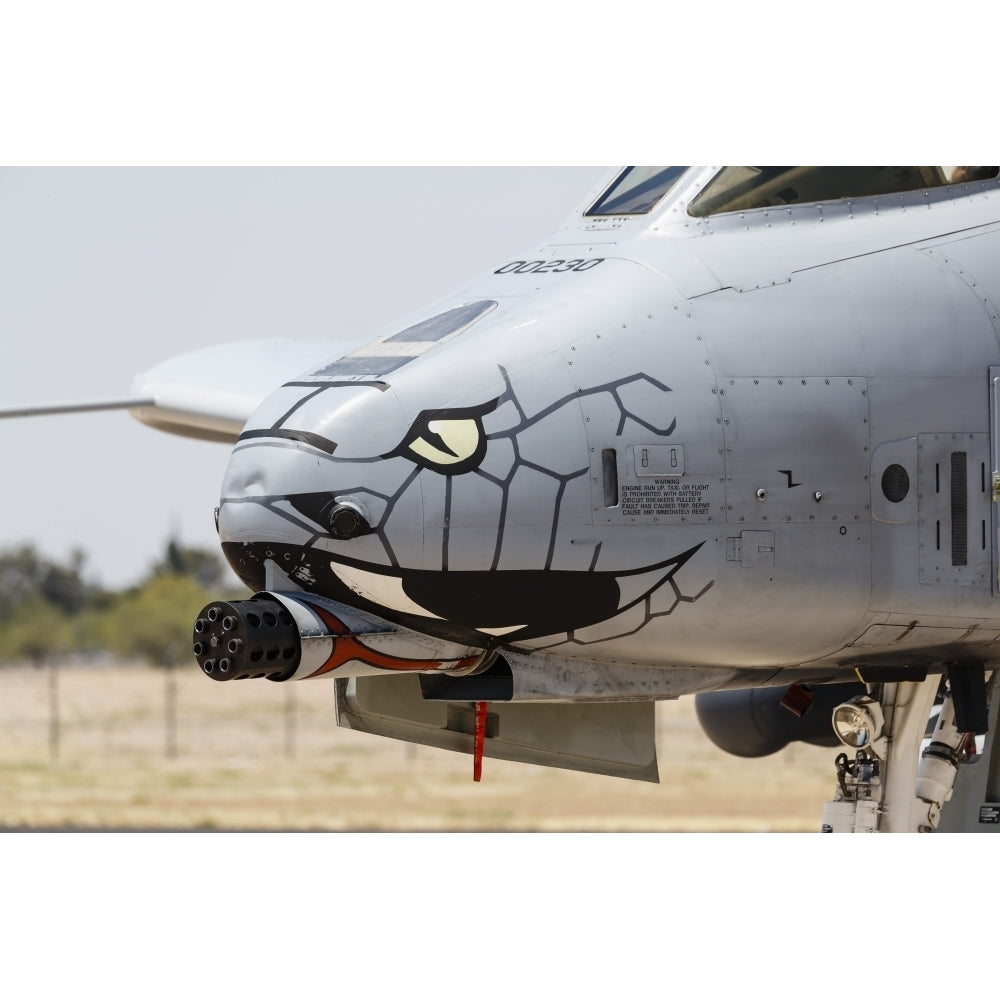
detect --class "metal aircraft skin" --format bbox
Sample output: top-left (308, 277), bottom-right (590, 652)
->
top-left (196, 166), bottom-right (1000, 681)
top-left (8, 166), bottom-right (1000, 830)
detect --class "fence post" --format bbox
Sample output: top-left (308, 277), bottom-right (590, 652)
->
top-left (165, 662), bottom-right (178, 759)
top-left (47, 657), bottom-right (60, 764)
top-left (284, 683), bottom-right (296, 760)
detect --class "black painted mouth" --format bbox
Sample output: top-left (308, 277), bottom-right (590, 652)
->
top-left (222, 540), bottom-right (706, 646)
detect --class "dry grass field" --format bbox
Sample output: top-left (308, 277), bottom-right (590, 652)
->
top-left (0, 662), bottom-right (837, 831)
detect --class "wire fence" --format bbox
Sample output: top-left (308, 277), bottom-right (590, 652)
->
top-left (0, 660), bottom-right (836, 831)
top-left (0, 660), bottom-right (338, 766)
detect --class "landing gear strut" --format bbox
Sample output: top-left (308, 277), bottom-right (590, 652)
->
top-left (822, 671), bottom-right (997, 833)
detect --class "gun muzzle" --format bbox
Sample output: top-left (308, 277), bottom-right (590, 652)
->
top-left (193, 597), bottom-right (300, 681)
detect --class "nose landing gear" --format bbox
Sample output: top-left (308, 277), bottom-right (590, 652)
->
top-left (822, 669), bottom-right (997, 833)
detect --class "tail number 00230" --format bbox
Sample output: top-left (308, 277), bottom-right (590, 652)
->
top-left (494, 258), bottom-right (604, 275)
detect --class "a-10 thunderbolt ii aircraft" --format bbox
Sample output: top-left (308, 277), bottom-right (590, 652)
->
top-left (6, 165), bottom-right (1000, 833)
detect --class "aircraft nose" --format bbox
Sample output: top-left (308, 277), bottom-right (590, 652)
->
top-left (217, 442), bottom-right (379, 542)
top-left (217, 379), bottom-right (404, 538)
top-left (214, 378), bottom-right (431, 594)
top-left (215, 444), bottom-right (301, 545)
top-left (217, 440), bottom-right (267, 528)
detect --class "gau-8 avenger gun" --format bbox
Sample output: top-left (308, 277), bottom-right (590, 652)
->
top-left (8, 165), bottom-right (1000, 832)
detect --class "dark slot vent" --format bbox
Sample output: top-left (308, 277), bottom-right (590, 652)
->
top-left (951, 451), bottom-right (968, 566)
top-left (602, 449), bottom-right (619, 507)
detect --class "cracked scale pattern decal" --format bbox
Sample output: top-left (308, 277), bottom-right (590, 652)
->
top-left (221, 361), bottom-right (714, 648)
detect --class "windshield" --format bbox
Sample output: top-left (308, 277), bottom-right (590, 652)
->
top-left (688, 166), bottom-right (999, 217)
top-left (586, 166), bottom-right (689, 216)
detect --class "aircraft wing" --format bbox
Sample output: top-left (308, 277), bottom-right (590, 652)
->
top-left (0, 337), bottom-right (364, 443)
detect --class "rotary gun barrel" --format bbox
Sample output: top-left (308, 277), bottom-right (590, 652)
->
top-left (193, 597), bottom-right (300, 681)
top-left (192, 591), bottom-right (487, 682)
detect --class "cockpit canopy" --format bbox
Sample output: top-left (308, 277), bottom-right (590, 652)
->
top-left (586, 166), bottom-right (999, 219)
top-left (585, 166), bottom-right (690, 216)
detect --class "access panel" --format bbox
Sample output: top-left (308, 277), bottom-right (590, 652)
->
top-left (917, 433), bottom-right (990, 588)
top-left (720, 376), bottom-right (870, 525)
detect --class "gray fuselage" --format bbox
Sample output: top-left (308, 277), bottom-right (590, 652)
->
top-left (217, 169), bottom-right (1000, 686)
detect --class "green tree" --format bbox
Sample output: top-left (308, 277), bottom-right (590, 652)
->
top-left (102, 573), bottom-right (215, 666)
top-left (0, 541), bottom-right (233, 666)
top-left (0, 597), bottom-right (74, 665)
top-left (0, 545), bottom-right (102, 622)
top-left (153, 540), bottom-right (227, 590)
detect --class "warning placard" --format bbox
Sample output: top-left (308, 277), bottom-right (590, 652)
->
top-left (620, 481), bottom-right (712, 518)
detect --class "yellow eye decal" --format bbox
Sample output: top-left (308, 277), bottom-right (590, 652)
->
top-left (409, 419), bottom-right (481, 467)
top-left (386, 399), bottom-right (499, 475)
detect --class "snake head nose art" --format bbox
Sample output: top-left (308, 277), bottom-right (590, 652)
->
top-left (215, 302), bottom-right (713, 659)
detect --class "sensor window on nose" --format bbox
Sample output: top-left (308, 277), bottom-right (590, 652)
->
top-left (632, 445), bottom-right (684, 477)
top-left (384, 300), bottom-right (497, 343)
